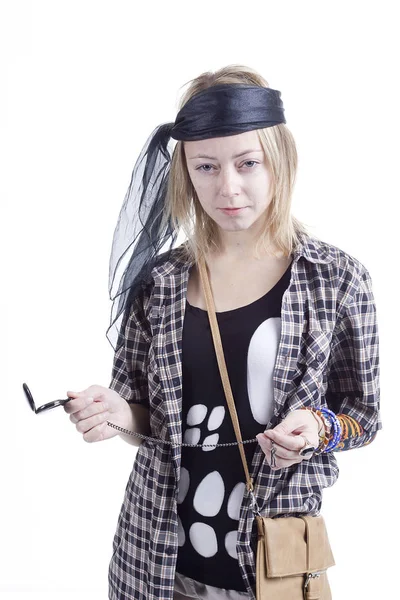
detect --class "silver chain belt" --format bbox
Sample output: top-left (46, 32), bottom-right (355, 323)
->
top-left (106, 421), bottom-right (263, 515)
top-left (106, 421), bottom-right (258, 448)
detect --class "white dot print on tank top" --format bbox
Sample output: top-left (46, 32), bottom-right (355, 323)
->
top-left (227, 482), bottom-right (246, 520)
top-left (247, 317), bottom-right (281, 425)
top-left (207, 406), bottom-right (225, 431)
top-left (189, 523), bottom-right (218, 558)
top-left (193, 471), bottom-right (225, 517)
top-left (183, 427), bottom-right (201, 445)
top-left (187, 404), bottom-right (207, 426)
top-left (225, 530), bottom-right (238, 559)
top-left (178, 516), bottom-right (186, 546)
top-left (202, 433), bottom-right (219, 451)
top-left (181, 401), bottom-right (245, 561)
top-left (177, 467), bottom-right (190, 504)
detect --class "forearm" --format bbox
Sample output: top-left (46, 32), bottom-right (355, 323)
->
top-left (118, 402), bottom-right (151, 447)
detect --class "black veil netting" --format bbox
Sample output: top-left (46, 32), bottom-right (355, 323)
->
top-left (106, 84), bottom-right (288, 352)
top-left (106, 122), bottom-right (181, 352)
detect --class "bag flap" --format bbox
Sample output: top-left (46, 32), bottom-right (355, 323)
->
top-left (260, 515), bottom-right (336, 578)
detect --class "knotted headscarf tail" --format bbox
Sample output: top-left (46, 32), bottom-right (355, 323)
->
top-left (107, 83), bottom-right (286, 351)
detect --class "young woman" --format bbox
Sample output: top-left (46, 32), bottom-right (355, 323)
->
top-left (64, 65), bottom-right (382, 600)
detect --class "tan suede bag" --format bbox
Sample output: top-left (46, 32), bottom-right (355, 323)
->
top-left (198, 258), bottom-right (336, 600)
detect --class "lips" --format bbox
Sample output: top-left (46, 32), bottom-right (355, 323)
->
top-left (219, 207), bottom-right (247, 215)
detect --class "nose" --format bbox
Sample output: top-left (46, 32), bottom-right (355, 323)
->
top-left (219, 167), bottom-right (241, 198)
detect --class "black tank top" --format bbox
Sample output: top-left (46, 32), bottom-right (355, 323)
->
top-left (176, 261), bottom-right (292, 590)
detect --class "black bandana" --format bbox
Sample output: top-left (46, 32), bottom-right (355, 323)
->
top-left (171, 84), bottom-right (285, 140)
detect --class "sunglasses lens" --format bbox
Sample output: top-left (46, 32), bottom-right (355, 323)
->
top-left (22, 383), bottom-right (36, 412)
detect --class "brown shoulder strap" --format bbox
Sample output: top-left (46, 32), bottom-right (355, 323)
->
top-left (197, 256), bottom-right (254, 492)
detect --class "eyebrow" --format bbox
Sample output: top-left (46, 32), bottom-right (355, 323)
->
top-left (188, 149), bottom-right (264, 160)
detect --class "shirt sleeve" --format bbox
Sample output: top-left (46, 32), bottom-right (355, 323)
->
top-left (325, 267), bottom-right (382, 451)
top-left (108, 286), bottom-right (151, 408)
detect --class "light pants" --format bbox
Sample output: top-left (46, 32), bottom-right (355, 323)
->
top-left (173, 571), bottom-right (251, 600)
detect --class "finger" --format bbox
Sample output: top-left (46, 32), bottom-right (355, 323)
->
top-left (73, 400), bottom-right (109, 422)
top-left (75, 411), bottom-right (110, 435)
top-left (66, 390), bottom-right (84, 403)
top-left (257, 436), bottom-right (303, 472)
top-left (64, 391), bottom-right (83, 413)
top-left (256, 433), bottom-right (290, 458)
top-left (257, 436), bottom-right (303, 469)
top-left (263, 430), bottom-right (307, 453)
top-left (64, 394), bottom-right (94, 415)
top-left (257, 433), bottom-right (300, 459)
top-left (67, 386), bottom-right (103, 399)
top-left (83, 421), bottom-right (109, 443)
top-left (69, 403), bottom-right (105, 424)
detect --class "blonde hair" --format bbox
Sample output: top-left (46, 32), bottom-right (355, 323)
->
top-left (163, 64), bottom-right (311, 263)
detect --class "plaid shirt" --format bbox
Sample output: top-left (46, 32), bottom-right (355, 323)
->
top-left (108, 233), bottom-right (382, 600)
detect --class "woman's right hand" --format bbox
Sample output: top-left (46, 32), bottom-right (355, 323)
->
top-left (64, 385), bottom-right (131, 443)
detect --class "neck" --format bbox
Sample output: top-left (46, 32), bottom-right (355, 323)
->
top-left (214, 229), bottom-right (283, 261)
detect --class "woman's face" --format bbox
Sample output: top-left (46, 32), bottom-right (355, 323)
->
top-left (184, 130), bottom-right (273, 234)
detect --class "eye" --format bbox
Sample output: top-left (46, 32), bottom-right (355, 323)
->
top-left (195, 160), bottom-right (259, 173)
top-left (196, 164), bottom-right (214, 173)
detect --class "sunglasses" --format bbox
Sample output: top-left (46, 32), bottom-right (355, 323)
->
top-left (23, 382), bottom-right (72, 414)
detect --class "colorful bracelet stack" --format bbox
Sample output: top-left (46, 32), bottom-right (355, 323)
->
top-left (300, 406), bottom-right (343, 453)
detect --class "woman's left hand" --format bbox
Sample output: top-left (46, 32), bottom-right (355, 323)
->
top-left (256, 409), bottom-right (321, 470)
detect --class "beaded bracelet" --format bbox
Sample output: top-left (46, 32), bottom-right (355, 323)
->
top-left (300, 407), bottom-right (331, 453)
top-left (320, 407), bottom-right (342, 451)
top-left (300, 406), bottom-right (342, 453)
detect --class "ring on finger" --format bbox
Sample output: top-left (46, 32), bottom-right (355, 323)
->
top-left (298, 435), bottom-right (315, 457)
top-left (270, 440), bottom-right (278, 468)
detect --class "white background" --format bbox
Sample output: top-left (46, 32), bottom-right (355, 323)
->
top-left (3, 1), bottom-right (398, 598)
